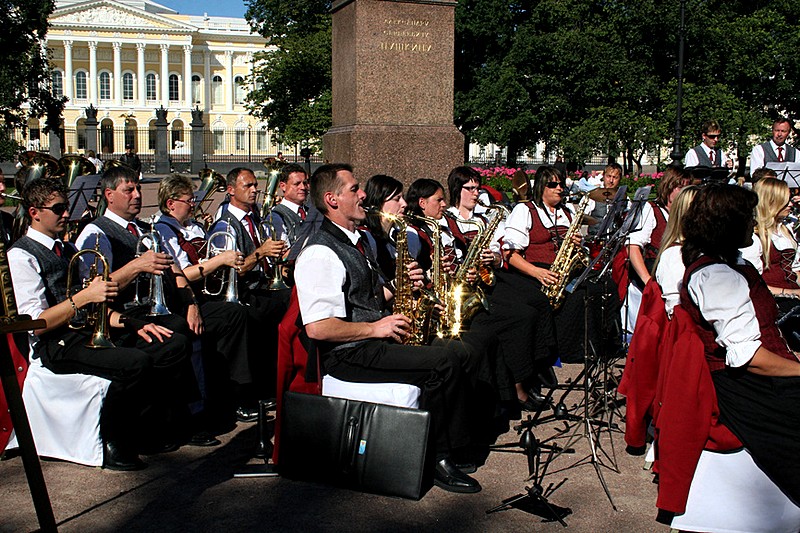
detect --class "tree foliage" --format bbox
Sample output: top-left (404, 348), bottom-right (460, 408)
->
top-left (245, 0), bottom-right (332, 147)
top-left (0, 0), bottom-right (64, 160)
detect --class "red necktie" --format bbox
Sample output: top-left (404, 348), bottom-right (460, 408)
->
top-left (355, 238), bottom-right (366, 256)
top-left (778, 146), bottom-right (784, 162)
top-left (53, 241), bottom-right (63, 257)
top-left (709, 150), bottom-right (714, 165)
top-left (126, 222), bottom-right (138, 237)
top-left (243, 214), bottom-right (260, 246)
top-left (298, 206), bottom-right (307, 221)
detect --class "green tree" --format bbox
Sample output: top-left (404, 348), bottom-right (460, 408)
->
top-left (0, 0), bottom-right (64, 160)
top-left (245, 0), bottom-right (332, 148)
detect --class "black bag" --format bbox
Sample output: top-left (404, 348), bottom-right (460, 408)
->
top-left (278, 391), bottom-right (433, 500)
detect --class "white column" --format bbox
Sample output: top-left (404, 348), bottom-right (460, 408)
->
top-left (225, 50), bottom-right (234, 112)
top-left (136, 42), bottom-right (146, 106)
top-left (88, 41), bottom-right (98, 105)
top-left (203, 49), bottom-right (211, 112)
top-left (112, 41), bottom-right (122, 106)
top-left (160, 43), bottom-right (170, 108)
top-left (63, 40), bottom-right (73, 101)
top-left (183, 44), bottom-right (193, 108)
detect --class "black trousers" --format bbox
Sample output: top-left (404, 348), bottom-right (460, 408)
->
top-left (38, 324), bottom-right (190, 446)
top-left (322, 338), bottom-right (472, 456)
top-left (199, 300), bottom-right (252, 385)
top-left (241, 287), bottom-right (290, 397)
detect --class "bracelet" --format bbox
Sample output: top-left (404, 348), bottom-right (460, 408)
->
top-left (67, 296), bottom-right (78, 315)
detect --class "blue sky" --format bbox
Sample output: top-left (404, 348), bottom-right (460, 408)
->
top-left (161, 0), bottom-right (248, 19)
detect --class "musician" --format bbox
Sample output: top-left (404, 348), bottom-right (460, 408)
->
top-left (585, 162), bottom-right (623, 237)
top-left (294, 163), bottom-right (481, 493)
top-left (154, 174), bottom-right (260, 424)
top-left (749, 117), bottom-right (797, 173)
top-left (504, 165), bottom-right (619, 363)
top-left (269, 163), bottom-right (310, 245)
top-left (9, 178), bottom-right (190, 470)
top-left (754, 178), bottom-right (800, 299)
top-left (684, 120), bottom-right (729, 168)
top-left (666, 183), bottom-right (800, 530)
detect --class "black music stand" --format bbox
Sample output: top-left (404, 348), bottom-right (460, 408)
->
top-left (768, 162), bottom-right (800, 189)
top-left (684, 165), bottom-right (732, 183)
top-left (67, 174), bottom-right (102, 221)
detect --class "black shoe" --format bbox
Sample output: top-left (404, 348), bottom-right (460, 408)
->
top-left (187, 431), bottom-right (221, 447)
top-left (236, 406), bottom-right (259, 423)
top-left (518, 395), bottom-right (546, 412)
top-left (103, 441), bottom-right (147, 471)
top-left (455, 462), bottom-right (477, 474)
top-left (259, 398), bottom-right (277, 411)
top-left (434, 457), bottom-right (481, 493)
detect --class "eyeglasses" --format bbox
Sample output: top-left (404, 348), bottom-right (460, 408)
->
top-left (38, 203), bottom-right (69, 216)
top-left (172, 197), bottom-right (197, 207)
top-left (545, 181), bottom-right (563, 189)
top-left (462, 185), bottom-right (480, 192)
top-left (705, 134), bottom-right (720, 139)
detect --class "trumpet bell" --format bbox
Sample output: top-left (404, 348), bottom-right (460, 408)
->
top-left (88, 331), bottom-right (116, 349)
top-left (148, 299), bottom-right (171, 317)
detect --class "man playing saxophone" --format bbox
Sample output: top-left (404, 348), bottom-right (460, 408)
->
top-left (9, 178), bottom-right (190, 470)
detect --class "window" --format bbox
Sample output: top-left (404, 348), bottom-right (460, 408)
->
top-left (52, 71), bottom-right (63, 98)
top-left (148, 121), bottom-right (157, 150)
top-left (171, 120), bottom-right (184, 146)
top-left (212, 75), bottom-right (223, 105)
top-left (213, 130), bottom-right (224, 151)
top-left (169, 74), bottom-right (179, 102)
top-left (75, 71), bottom-right (87, 100)
top-left (191, 75), bottom-right (201, 104)
top-left (123, 73), bottom-right (134, 101)
top-left (99, 72), bottom-right (111, 100)
top-left (256, 130), bottom-right (268, 152)
top-left (146, 73), bottom-right (157, 101)
top-left (234, 75), bottom-right (246, 105)
top-left (235, 130), bottom-right (246, 150)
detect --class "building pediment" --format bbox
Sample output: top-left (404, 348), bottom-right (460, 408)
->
top-left (51, 0), bottom-right (196, 33)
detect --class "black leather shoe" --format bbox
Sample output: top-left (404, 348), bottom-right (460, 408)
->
top-left (455, 462), bottom-right (477, 474)
top-left (187, 431), bottom-right (221, 447)
top-left (236, 406), bottom-right (259, 423)
top-left (103, 441), bottom-right (146, 471)
top-left (434, 457), bottom-right (481, 493)
top-left (519, 390), bottom-right (550, 412)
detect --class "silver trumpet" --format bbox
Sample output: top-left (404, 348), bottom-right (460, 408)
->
top-left (134, 216), bottom-right (171, 316)
top-left (203, 224), bottom-right (241, 304)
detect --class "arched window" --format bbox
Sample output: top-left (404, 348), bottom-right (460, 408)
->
top-left (146, 73), bottom-right (157, 101)
top-left (99, 72), bottom-right (111, 100)
top-left (122, 73), bottom-right (134, 101)
top-left (168, 74), bottom-right (179, 102)
top-left (100, 118), bottom-right (114, 154)
top-left (212, 75), bottom-right (223, 105)
top-left (171, 119), bottom-right (184, 146)
top-left (52, 71), bottom-right (63, 98)
top-left (234, 75), bottom-right (246, 105)
top-left (75, 71), bottom-right (87, 100)
top-left (191, 75), bottom-right (201, 104)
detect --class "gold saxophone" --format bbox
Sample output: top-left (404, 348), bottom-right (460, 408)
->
top-left (444, 203), bottom-right (509, 337)
top-left (407, 213), bottom-right (448, 340)
top-left (380, 211), bottom-right (439, 346)
top-left (542, 194), bottom-right (591, 309)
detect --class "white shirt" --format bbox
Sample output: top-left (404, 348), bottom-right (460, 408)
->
top-left (155, 214), bottom-right (199, 270)
top-left (503, 202), bottom-right (574, 251)
top-left (770, 228), bottom-right (800, 272)
top-left (75, 210), bottom-right (140, 274)
top-left (442, 206), bottom-right (504, 256)
top-left (626, 201), bottom-right (666, 248)
top-left (749, 140), bottom-right (797, 172)
top-left (294, 221), bottom-right (365, 326)
top-left (740, 236), bottom-right (764, 274)
top-left (686, 260), bottom-right (762, 367)
top-left (684, 145), bottom-right (729, 167)
top-left (655, 245), bottom-right (684, 318)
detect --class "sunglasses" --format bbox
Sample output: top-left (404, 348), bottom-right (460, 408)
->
top-left (545, 181), bottom-right (563, 189)
top-left (706, 134), bottom-right (720, 139)
top-left (39, 202), bottom-right (69, 216)
top-left (462, 185), bottom-right (480, 192)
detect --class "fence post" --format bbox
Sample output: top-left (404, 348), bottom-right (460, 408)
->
top-left (154, 106), bottom-right (169, 174)
top-left (85, 105), bottom-right (98, 156)
top-left (190, 107), bottom-right (205, 173)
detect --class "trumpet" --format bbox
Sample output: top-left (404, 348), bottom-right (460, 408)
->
top-left (134, 216), bottom-right (171, 316)
top-left (66, 238), bottom-right (115, 349)
top-left (203, 225), bottom-right (241, 304)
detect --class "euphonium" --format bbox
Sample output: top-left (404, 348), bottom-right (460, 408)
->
top-left (195, 168), bottom-right (227, 226)
top-left (379, 211), bottom-right (440, 346)
top-left (59, 154), bottom-right (96, 188)
top-left (542, 194), bottom-right (591, 309)
top-left (203, 226), bottom-right (240, 305)
top-left (259, 170), bottom-right (289, 290)
top-left (66, 239), bottom-right (115, 349)
top-left (134, 216), bottom-right (171, 316)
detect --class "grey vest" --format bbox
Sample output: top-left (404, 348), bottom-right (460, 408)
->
top-left (305, 218), bottom-right (384, 354)
top-left (692, 145), bottom-right (723, 167)
top-left (760, 142), bottom-right (797, 164)
top-left (212, 207), bottom-right (263, 290)
top-left (11, 236), bottom-right (78, 308)
top-left (271, 203), bottom-right (303, 244)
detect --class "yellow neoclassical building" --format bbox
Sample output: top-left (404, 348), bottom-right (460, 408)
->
top-left (26, 0), bottom-right (283, 168)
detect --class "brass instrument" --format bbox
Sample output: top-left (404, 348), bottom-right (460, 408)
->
top-left (134, 216), bottom-right (171, 316)
top-left (406, 213), bottom-right (448, 340)
top-left (66, 238), bottom-right (115, 349)
top-left (15, 152), bottom-right (63, 192)
top-left (259, 170), bottom-right (289, 290)
top-left (0, 193), bottom-right (23, 202)
top-left (542, 194), bottom-right (591, 309)
top-left (59, 155), bottom-right (96, 188)
top-left (379, 210), bottom-right (440, 346)
top-left (195, 168), bottom-right (227, 225)
top-left (202, 224), bottom-right (241, 304)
